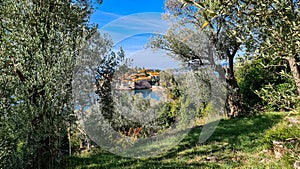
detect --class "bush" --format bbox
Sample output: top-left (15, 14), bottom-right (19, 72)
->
top-left (256, 82), bottom-right (299, 111)
top-left (236, 58), bottom-right (299, 111)
top-left (197, 102), bottom-right (212, 118)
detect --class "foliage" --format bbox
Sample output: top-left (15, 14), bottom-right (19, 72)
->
top-left (70, 131), bottom-right (82, 154)
top-left (153, 0), bottom-right (247, 117)
top-left (95, 39), bottom-right (126, 126)
top-left (160, 71), bottom-right (181, 100)
top-left (236, 57), bottom-right (299, 111)
top-left (245, 0), bottom-right (300, 96)
top-left (179, 0), bottom-right (300, 114)
top-left (235, 0), bottom-right (300, 111)
top-left (197, 102), bottom-right (212, 119)
top-left (94, 69), bottom-right (183, 136)
top-left (0, 0), bottom-right (98, 168)
top-left (157, 71), bottom-right (182, 128)
top-left (257, 82), bottom-right (299, 111)
top-left (156, 102), bottom-right (176, 129)
top-left (236, 59), bottom-right (266, 109)
top-left (87, 67), bottom-right (217, 145)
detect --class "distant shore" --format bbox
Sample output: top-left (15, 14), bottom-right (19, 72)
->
top-left (151, 86), bottom-right (166, 92)
top-left (115, 85), bottom-right (166, 91)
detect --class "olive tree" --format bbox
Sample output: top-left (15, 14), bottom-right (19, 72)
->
top-left (150, 0), bottom-right (250, 117)
top-left (179, 0), bottom-right (300, 110)
top-left (247, 0), bottom-right (300, 96)
top-left (0, 0), bottom-right (100, 168)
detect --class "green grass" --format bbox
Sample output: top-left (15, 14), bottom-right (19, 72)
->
top-left (65, 112), bottom-right (298, 169)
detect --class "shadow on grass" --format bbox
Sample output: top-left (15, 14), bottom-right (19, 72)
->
top-left (158, 112), bottom-right (284, 158)
top-left (65, 112), bottom-right (284, 169)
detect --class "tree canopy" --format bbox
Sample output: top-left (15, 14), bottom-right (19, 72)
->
top-left (0, 0), bottom-right (100, 168)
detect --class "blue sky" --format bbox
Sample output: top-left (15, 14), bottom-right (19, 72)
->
top-left (90, 0), bottom-right (181, 70)
top-left (91, 0), bottom-right (165, 27)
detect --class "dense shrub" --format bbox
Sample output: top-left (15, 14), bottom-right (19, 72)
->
top-left (236, 58), bottom-right (299, 111)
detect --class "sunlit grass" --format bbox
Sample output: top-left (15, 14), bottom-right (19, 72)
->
top-left (65, 112), bottom-right (299, 169)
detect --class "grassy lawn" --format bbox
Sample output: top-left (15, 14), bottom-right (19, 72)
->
top-left (65, 112), bottom-right (299, 169)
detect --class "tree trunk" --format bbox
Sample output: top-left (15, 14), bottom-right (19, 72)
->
top-left (68, 127), bottom-right (72, 156)
top-left (226, 76), bottom-right (244, 117)
top-left (225, 55), bottom-right (244, 117)
top-left (287, 56), bottom-right (300, 95)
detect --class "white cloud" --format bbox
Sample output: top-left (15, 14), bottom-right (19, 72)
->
top-left (96, 10), bottom-right (123, 18)
top-left (97, 12), bottom-right (176, 70)
top-left (99, 12), bottom-right (170, 44)
top-left (127, 48), bottom-right (181, 70)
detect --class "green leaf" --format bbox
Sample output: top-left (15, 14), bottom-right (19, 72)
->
top-left (193, 1), bottom-right (205, 8)
top-left (236, 37), bottom-right (243, 43)
top-left (207, 9), bottom-right (217, 17)
top-left (203, 11), bottom-right (209, 21)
